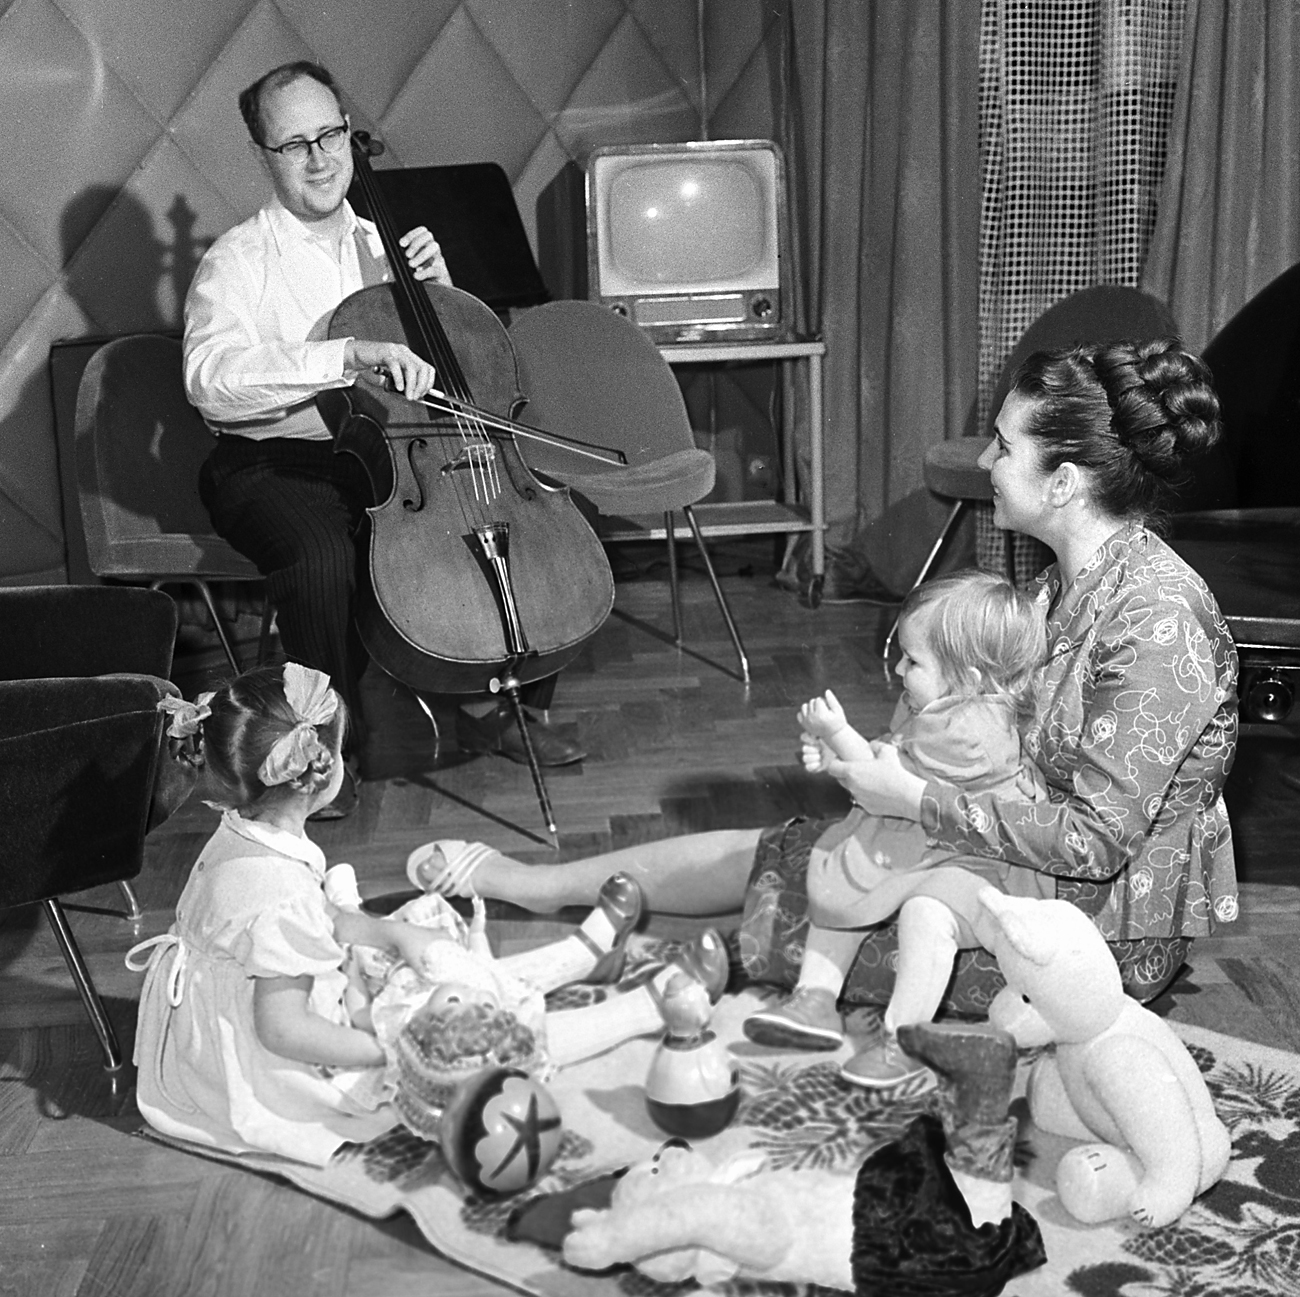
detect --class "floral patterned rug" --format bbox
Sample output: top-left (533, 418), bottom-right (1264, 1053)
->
top-left (144, 972), bottom-right (1300, 1297)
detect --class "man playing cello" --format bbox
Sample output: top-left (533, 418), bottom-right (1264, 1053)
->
top-left (184, 61), bottom-right (584, 817)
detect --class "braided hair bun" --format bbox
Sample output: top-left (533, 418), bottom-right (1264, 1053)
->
top-left (1090, 339), bottom-right (1221, 484)
top-left (1010, 337), bottom-right (1223, 523)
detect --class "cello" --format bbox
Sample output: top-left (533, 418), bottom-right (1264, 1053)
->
top-left (317, 131), bottom-right (615, 724)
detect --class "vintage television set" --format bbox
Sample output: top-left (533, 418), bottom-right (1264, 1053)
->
top-left (586, 140), bottom-right (786, 343)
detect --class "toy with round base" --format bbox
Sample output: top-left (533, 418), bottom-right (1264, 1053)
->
top-left (644, 964), bottom-right (740, 1139)
top-left (645, 1029), bottom-right (741, 1138)
top-left (439, 1066), bottom-right (563, 1196)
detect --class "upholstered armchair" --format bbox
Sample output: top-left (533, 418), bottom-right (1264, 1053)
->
top-left (0, 585), bottom-right (191, 1071)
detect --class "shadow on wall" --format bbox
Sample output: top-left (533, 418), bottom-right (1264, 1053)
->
top-left (42, 187), bottom-right (207, 585)
top-left (62, 185), bottom-right (206, 333)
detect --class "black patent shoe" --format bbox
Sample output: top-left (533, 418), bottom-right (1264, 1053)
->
top-left (579, 872), bottom-right (645, 984)
top-left (646, 927), bottom-right (730, 1009)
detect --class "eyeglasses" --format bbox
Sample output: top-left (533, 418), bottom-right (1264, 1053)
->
top-left (260, 124), bottom-right (349, 163)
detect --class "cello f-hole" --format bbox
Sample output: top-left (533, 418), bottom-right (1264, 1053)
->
top-left (403, 437), bottom-right (428, 512)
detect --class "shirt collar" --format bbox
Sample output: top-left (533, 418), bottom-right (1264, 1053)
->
top-left (265, 196), bottom-right (359, 255)
top-left (221, 808), bottom-right (327, 878)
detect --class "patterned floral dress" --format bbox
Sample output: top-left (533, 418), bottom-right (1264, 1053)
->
top-left (740, 523), bottom-right (1239, 1012)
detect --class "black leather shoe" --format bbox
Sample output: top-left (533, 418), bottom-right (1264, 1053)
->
top-left (456, 703), bottom-right (585, 767)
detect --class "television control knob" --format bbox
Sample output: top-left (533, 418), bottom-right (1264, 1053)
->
top-left (1244, 669), bottom-right (1294, 723)
top-left (751, 296), bottom-right (773, 319)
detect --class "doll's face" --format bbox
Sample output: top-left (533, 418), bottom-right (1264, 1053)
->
top-left (425, 982), bottom-right (501, 1012)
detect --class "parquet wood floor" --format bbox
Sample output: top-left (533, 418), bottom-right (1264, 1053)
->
top-left (3, 545), bottom-right (1298, 1296)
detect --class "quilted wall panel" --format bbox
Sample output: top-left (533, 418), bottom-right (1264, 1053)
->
top-left (0, 0), bottom-right (784, 583)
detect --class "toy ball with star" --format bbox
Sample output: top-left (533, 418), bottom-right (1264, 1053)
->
top-left (439, 1066), bottom-right (563, 1195)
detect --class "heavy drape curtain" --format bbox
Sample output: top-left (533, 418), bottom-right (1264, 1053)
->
top-left (779, 1), bottom-right (981, 594)
top-left (1141, 0), bottom-right (1300, 353)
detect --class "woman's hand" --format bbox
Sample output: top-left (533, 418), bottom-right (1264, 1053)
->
top-left (400, 226), bottom-right (452, 285)
top-left (824, 742), bottom-right (926, 819)
top-left (800, 729), bottom-right (844, 774)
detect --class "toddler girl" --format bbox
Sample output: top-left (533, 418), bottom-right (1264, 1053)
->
top-left (743, 570), bottom-right (1051, 1091)
top-left (129, 662), bottom-right (725, 1167)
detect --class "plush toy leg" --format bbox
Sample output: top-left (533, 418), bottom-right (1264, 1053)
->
top-left (564, 1183), bottom-right (802, 1280)
top-left (897, 1021), bottom-right (1018, 1228)
top-left (545, 986), bottom-right (664, 1067)
top-left (1055, 1143), bottom-right (1149, 1224)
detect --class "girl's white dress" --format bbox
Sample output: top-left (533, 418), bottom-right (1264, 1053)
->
top-left (130, 810), bottom-right (397, 1166)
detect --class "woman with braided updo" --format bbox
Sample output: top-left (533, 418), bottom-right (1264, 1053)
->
top-left (405, 338), bottom-right (1240, 1071)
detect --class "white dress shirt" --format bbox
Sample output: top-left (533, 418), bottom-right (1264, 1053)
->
top-left (182, 199), bottom-right (390, 440)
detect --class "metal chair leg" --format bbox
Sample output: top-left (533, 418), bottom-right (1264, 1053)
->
top-left (192, 579), bottom-right (243, 675)
top-left (882, 499), bottom-right (967, 682)
top-left (254, 597), bottom-right (275, 666)
top-left (664, 511), bottom-right (684, 645)
top-left (117, 880), bottom-right (142, 922)
top-left (682, 505), bottom-right (751, 683)
top-left (42, 898), bottom-right (123, 1072)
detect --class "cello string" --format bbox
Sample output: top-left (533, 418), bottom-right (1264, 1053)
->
top-left (353, 139), bottom-right (490, 529)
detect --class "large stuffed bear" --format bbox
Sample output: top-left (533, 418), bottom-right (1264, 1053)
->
top-left (978, 889), bottom-right (1231, 1228)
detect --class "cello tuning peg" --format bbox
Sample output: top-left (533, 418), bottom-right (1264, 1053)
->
top-left (351, 128), bottom-right (385, 158)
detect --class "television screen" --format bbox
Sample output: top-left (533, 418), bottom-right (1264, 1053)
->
top-left (587, 141), bottom-right (785, 343)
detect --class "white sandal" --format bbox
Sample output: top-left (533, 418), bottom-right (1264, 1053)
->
top-left (405, 840), bottom-right (497, 897)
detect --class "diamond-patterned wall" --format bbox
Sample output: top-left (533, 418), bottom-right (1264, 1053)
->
top-left (0, 0), bottom-right (783, 583)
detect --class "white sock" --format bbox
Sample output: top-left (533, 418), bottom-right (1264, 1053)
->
top-left (799, 948), bottom-right (848, 995)
top-left (883, 897), bottom-right (961, 1034)
top-left (545, 985), bottom-right (663, 1067)
top-left (497, 905), bottom-right (618, 994)
top-left (794, 922), bottom-right (861, 995)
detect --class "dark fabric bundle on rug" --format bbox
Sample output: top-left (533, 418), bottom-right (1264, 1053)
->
top-left (850, 1114), bottom-right (1046, 1297)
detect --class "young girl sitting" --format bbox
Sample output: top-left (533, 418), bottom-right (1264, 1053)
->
top-left (129, 662), bottom-right (725, 1167)
top-left (742, 570), bottom-right (1051, 1091)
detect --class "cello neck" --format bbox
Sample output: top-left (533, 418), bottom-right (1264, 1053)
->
top-left (348, 130), bottom-right (472, 403)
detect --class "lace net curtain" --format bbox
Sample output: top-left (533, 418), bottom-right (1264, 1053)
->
top-left (976, 0), bottom-right (1186, 582)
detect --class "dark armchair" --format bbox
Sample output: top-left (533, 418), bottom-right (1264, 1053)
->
top-left (0, 585), bottom-right (188, 1071)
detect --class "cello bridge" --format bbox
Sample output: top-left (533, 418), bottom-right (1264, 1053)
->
top-left (441, 442), bottom-right (500, 500)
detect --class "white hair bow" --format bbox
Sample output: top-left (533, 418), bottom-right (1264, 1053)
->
top-left (157, 691), bottom-right (215, 738)
top-left (258, 663), bottom-right (340, 787)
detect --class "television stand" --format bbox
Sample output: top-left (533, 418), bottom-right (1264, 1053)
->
top-left (599, 337), bottom-right (828, 605)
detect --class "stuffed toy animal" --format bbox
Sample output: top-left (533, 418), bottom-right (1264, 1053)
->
top-left (977, 888), bottom-right (1231, 1228)
top-left (560, 1020), bottom-right (1045, 1295)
